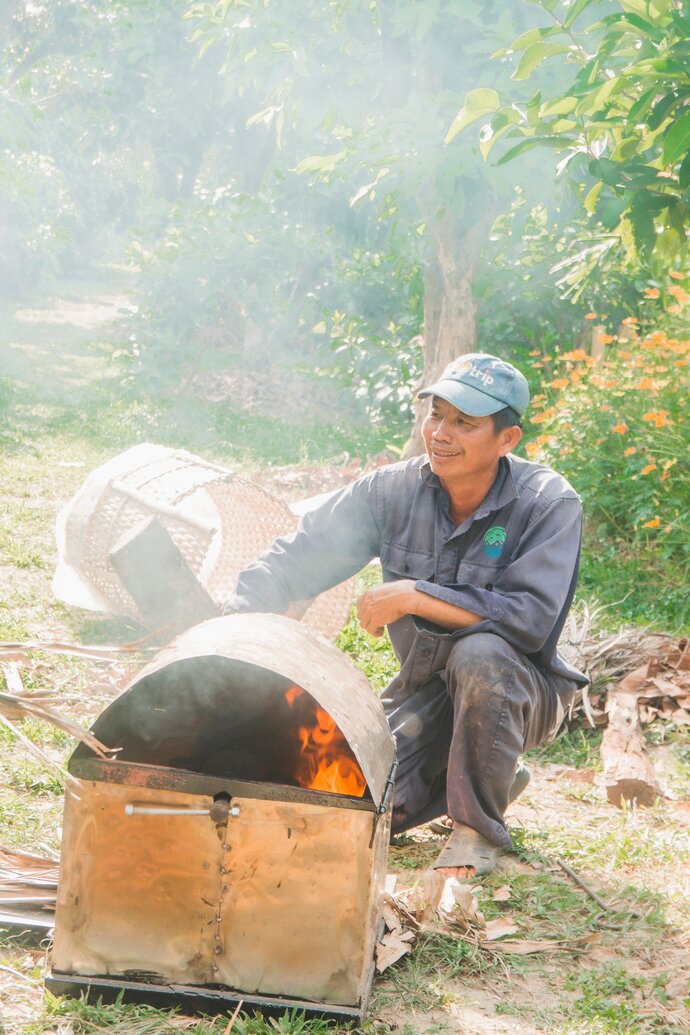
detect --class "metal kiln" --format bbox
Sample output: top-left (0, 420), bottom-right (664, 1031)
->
top-left (46, 615), bottom-right (396, 1022)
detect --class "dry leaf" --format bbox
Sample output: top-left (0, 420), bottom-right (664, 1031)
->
top-left (483, 917), bottom-right (520, 941)
top-left (375, 929), bottom-right (415, 972)
top-left (618, 664), bottom-right (650, 693)
top-left (381, 901), bottom-right (402, 934)
top-left (397, 869), bottom-right (446, 928)
top-left (650, 677), bottom-right (685, 697)
top-left (492, 885), bottom-right (512, 902)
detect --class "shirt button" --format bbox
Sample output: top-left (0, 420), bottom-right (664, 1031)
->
top-left (420, 647), bottom-right (431, 658)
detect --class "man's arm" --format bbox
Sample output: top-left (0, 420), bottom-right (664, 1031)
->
top-left (357, 580), bottom-right (483, 637)
top-left (226, 472), bottom-right (383, 615)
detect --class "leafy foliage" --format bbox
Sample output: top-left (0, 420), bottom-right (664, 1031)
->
top-left (472, 0), bottom-right (690, 281)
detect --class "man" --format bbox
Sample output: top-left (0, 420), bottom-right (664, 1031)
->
top-left (224, 353), bottom-right (587, 876)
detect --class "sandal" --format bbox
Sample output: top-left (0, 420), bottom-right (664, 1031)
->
top-left (432, 823), bottom-right (502, 875)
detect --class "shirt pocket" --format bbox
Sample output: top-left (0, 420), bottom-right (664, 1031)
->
top-left (380, 540), bottom-right (436, 582)
top-left (455, 557), bottom-right (507, 592)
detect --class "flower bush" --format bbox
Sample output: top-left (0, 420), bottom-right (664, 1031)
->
top-left (523, 277), bottom-right (689, 628)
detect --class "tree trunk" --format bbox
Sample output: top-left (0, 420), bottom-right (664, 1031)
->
top-left (403, 209), bottom-right (492, 458)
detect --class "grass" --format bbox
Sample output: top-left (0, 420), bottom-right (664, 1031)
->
top-left (0, 286), bottom-right (689, 1035)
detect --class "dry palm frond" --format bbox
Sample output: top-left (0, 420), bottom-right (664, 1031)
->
top-left (0, 845), bottom-right (59, 882)
top-left (0, 632), bottom-right (156, 664)
top-left (562, 609), bottom-right (689, 728)
top-left (0, 663), bottom-right (111, 758)
top-left (0, 845), bottom-right (59, 923)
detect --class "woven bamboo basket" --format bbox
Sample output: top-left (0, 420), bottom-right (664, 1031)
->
top-left (53, 444), bottom-right (353, 641)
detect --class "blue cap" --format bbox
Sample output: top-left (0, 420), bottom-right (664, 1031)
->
top-left (418, 353), bottom-right (530, 417)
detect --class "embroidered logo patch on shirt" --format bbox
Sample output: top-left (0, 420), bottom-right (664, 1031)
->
top-left (483, 526), bottom-right (506, 558)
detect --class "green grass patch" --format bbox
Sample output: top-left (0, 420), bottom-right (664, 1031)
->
top-left (526, 726), bottom-right (604, 770)
top-left (33, 995), bottom-right (341, 1035)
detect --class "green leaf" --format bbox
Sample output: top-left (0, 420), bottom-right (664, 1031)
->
top-left (539, 96), bottom-right (578, 117)
top-left (574, 77), bottom-right (624, 116)
top-left (294, 151), bottom-right (346, 175)
top-left (620, 0), bottom-right (672, 20)
top-left (506, 26), bottom-right (561, 52)
top-left (629, 198), bottom-right (657, 258)
top-left (513, 42), bottom-right (572, 81)
top-left (662, 110), bottom-right (690, 166)
top-left (589, 158), bottom-right (624, 188)
top-left (480, 112), bottom-right (519, 159)
top-left (444, 88), bottom-right (500, 145)
top-left (678, 149), bottom-right (690, 189)
top-left (583, 181), bottom-right (603, 213)
top-left (496, 135), bottom-right (570, 165)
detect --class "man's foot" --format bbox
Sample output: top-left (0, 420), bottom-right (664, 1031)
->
top-left (428, 764), bottom-right (531, 837)
top-left (432, 823), bottom-right (502, 877)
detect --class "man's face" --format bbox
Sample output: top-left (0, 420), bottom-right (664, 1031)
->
top-left (422, 396), bottom-right (519, 485)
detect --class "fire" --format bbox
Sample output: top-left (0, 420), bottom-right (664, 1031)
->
top-left (284, 685), bottom-right (366, 797)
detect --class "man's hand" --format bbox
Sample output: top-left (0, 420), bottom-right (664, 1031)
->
top-left (357, 579), bottom-right (484, 637)
top-left (356, 580), bottom-right (417, 637)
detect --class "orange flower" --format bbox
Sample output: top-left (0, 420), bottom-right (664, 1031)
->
top-left (612, 423), bottom-right (627, 434)
top-left (636, 377), bottom-right (654, 390)
top-left (644, 287), bottom-right (660, 298)
top-left (550, 378), bottom-right (569, 389)
top-left (668, 284), bottom-right (689, 302)
top-left (668, 304), bottom-right (681, 314)
top-left (584, 312), bottom-right (597, 320)
top-left (560, 348), bottom-right (588, 362)
top-left (531, 407), bottom-right (556, 425)
top-left (624, 447), bottom-right (636, 456)
top-left (641, 463), bottom-right (657, 475)
top-left (599, 333), bottom-right (615, 345)
top-left (529, 349), bottom-right (540, 356)
top-left (643, 517), bottom-right (661, 528)
top-left (669, 271), bottom-right (685, 280)
top-left (525, 441), bottom-right (540, 458)
top-left (619, 350), bottom-right (632, 359)
top-left (621, 316), bottom-right (639, 326)
top-left (642, 410), bottom-right (671, 427)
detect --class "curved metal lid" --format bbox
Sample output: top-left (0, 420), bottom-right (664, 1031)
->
top-left (75, 614), bottom-right (396, 808)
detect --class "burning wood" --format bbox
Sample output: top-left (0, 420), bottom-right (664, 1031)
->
top-left (283, 684), bottom-right (366, 797)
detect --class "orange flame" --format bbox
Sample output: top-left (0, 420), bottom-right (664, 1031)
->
top-left (284, 685), bottom-right (366, 797)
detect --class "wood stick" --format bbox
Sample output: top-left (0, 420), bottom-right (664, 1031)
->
top-left (223, 999), bottom-right (244, 1034)
top-left (557, 858), bottom-right (610, 911)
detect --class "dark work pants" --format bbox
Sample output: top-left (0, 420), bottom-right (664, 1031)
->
top-left (383, 632), bottom-right (572, 848)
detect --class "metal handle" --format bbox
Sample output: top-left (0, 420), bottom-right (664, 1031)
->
top-left (124, 803), bottom-right (241, 818)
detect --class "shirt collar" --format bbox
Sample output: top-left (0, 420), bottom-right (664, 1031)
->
top-left (420, 455), bottom-right (520, 518)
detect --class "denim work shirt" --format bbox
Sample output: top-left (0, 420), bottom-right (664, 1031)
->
top-left (228, 454), bottom-right (588, 698)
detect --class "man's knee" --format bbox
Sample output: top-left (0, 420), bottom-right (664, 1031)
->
top-left (445, 633), bottom-right (520, 698)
